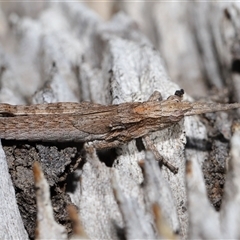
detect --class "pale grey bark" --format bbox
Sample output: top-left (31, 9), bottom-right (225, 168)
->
top-left (186, 150), bottom-right (221, 239)
top-left (34, 162), bottom-right (67, 240)
top-left (0, 144), bottom-right (29, 239)
top-left (0, 1), bottom-right (240, 240)
top-left (220, 130), bottom-right (240, 238)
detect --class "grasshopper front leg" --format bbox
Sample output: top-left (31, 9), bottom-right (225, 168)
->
top-left (143, 135), bottom-right (178, 174)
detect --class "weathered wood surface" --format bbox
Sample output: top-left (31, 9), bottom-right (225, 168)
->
top-left (0, 1), bottom-right (240, 239)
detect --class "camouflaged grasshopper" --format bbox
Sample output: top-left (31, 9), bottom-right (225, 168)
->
top-left (0, 89), bottom-right (239, 174)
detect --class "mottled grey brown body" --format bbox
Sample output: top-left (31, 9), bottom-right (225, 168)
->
top-left (1, 90), bottom-right (240, 174)
top-left (0, 90), bottom-right (240, 147)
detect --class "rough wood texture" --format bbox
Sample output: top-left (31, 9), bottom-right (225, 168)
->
top-left (33, 161), bottom-right (67, 240)
top-left (1, 1), bottom-right (240, 240)
top-left (0, 144), bottom-right (28, 239)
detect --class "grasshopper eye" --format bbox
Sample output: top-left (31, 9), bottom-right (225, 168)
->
top-left (175, 89), bottom-right (184, 97)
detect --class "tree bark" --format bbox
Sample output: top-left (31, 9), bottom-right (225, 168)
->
top-left (0, 1), bottom-right (240, 239)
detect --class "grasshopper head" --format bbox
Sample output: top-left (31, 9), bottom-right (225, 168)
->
top-left (133, 95), bottom-right (192, 121)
